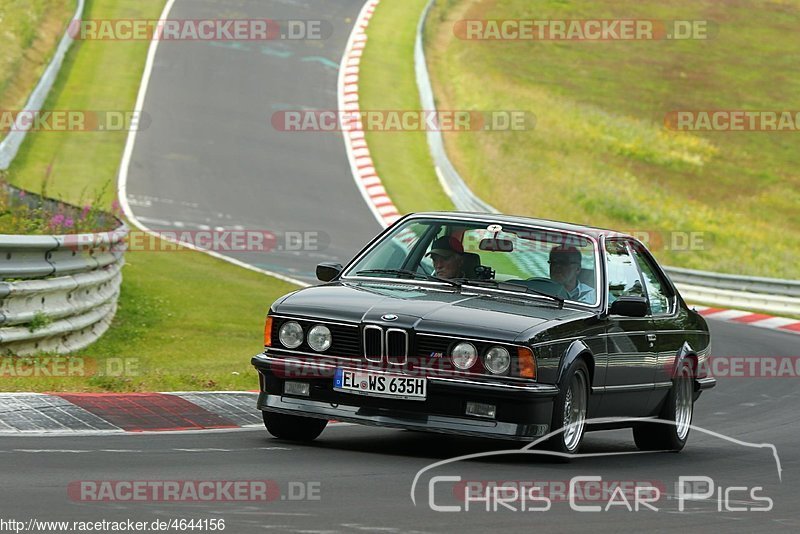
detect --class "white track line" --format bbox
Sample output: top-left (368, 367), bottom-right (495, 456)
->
top-left (116, 0), bottom-right (308, 288)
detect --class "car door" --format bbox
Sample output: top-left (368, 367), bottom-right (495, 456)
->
top-left (630, 243), bottom-right (681, 410)
top-left (597, 239), bottom-right (657, 417)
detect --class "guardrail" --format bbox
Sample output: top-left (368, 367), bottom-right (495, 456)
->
top-left (414, 0), bottom-right (799, 316)
top-left (0, 187), bottom-right (127, 355)
top-left (415, 0), bottom-right (498, 215)
top-left (665, 267), bottom-right (800, 315)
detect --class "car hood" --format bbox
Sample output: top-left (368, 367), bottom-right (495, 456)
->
top-left (271, 281), bottom-right (593, 342)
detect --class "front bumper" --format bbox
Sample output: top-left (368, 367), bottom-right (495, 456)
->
top-left (252, 352), bottom-right (559, 441)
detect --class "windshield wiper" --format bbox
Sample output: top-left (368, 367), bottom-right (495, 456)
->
top-left (453, 279), bottom-right (564, 308)
top-left (354, 269), bottom-right (462, 288)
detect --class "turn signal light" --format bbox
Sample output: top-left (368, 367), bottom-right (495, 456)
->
top-left (264, 316), bottom-right (273, 347)
top-left (518, 347), bottom-right (537, 379)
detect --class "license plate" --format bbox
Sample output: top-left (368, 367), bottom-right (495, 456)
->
top-left (333, 368), bottom-right (426, 400)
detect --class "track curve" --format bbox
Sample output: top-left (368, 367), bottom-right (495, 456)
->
top-left (124, 0), bottom-right (380, 284)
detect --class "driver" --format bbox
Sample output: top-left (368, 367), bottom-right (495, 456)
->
top-left (549, 246), bottom-right (595, 304)
top-left (426, 236), bottom-right (465, 279)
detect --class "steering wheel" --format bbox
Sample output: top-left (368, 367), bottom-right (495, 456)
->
top-left (525, 277), bottom-right (570, 299)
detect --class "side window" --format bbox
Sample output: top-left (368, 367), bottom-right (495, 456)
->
top-left (632, 247), bottom-right (674, 315)
top-left (605, 240), bottom-right (644, 303)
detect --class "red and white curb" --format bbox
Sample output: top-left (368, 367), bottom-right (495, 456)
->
top-left (338, 0), bottom-right (399, 230)
top-left (693, 305), bottom-right (800, 334)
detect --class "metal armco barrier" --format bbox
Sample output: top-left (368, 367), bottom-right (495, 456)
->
top-left (667, 267), bottom-right (800, 315)
top-left (0, 190), bottom-right (127, 355)
top-left (414, 0), bottom-right (799, 316)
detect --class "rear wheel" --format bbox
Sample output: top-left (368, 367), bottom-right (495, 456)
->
top-left (547, 359), bottom-right (589, 455)
top-left (262, 411), bottom-right (327, 442)
top-left (633, 362), bottom-right (694, 451)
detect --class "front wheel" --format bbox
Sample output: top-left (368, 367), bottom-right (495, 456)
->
top-left (633, 362), bottom-right (694, 451)
top-left (262, 411), bottom-right (327, 442)
top-left (547, 359), bottom-right (589, 455)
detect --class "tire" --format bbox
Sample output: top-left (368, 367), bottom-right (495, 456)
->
top-left (262, 411), bottom-right (327, 442)
top-left (546, 359), bottom-right (590, 455)
top-left (633, 362), bottom-right (694, 452)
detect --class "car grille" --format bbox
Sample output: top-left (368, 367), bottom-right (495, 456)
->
top-left (415, 334), bottom-right (455, 372)
top-left (362, 325), bottom-right (408, 365)
top-left (363, 325), bottom-right (383, 362)
top-left (416, 335), bottom-right (451, 360)
top-left (386, 329), bottom-right (407, 365)
top-left (270, 317), bottom-right (361, 359)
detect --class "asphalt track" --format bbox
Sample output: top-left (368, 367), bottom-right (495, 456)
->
top-left (1, 320), bottom-right (798, 532)
top-left (4, 0), bottom-right (797, 532)
top-left (125, 0), bottom-right (380, 284)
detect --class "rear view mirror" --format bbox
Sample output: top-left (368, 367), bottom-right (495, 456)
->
top-left (316, 262), bottom-right (343, 282)
top-left (609, 295), bottom-right (648, 317)
top-left (479, 238), bottom-right (514, 252)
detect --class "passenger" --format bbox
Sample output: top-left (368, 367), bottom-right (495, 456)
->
top-left (549, 246), bottom-right (595, 303)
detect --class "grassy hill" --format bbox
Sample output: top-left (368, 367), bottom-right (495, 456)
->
top-left (422, 0), bottom-right (800, 278)
top-left (315, 0), bottom-right (798, 280)
top-left (0, 0), bottom-right (73, 120)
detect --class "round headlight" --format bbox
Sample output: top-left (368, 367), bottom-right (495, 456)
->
top-left (451, 342), bottom-right (478, 370)
top-left (307, 325), bottom-right (332, 352)
top-left (483, 346), bottom-right (511, 375)
top-left (278, 321), bottom-right (303, 349)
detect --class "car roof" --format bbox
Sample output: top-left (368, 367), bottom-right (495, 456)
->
top-left (405, 211), bottom-right (633, 241)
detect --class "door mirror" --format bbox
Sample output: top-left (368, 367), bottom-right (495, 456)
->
top-left (608, 295), bottom-right (648, 317)
top-left (316, 262), bottom-right (343, 282)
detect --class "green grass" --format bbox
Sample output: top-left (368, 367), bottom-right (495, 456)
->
top-left (0, 0), bottom-right (72, 113)
top-left (422, 0), bottom-right (800, 279)
top-left (359, 0), bottom-right (454, 213)
top-left (2, 0), bottom-right (299, 392)
top-left (1, 246), bottom-right (297, 392)
top-left (6, 0), bottom-right (159, 206)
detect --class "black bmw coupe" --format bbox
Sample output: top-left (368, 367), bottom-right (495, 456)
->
top-left (252, 212), bottom-right (715, 454)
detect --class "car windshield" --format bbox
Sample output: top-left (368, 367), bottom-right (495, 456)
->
top-left (344, 218), bottom-right (600, 306)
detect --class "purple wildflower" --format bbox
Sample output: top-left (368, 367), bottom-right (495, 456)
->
top-left (81, 205), bottom-right (91, 219)
top-left (64, 217), bottom-right (74, 228)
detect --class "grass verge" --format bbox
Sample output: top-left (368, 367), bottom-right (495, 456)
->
top-left (2, 0), bottom-right (299, 392)
top-left (0, 0), bottom-right (73, 115)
